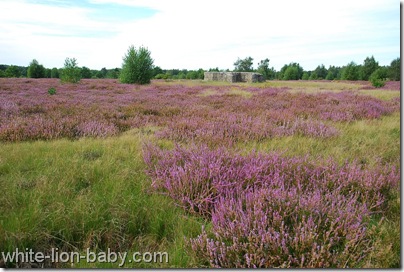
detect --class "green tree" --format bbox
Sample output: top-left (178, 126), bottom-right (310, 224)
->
top-left (360, 56), bottom-right (379, 81)
top-left (312, 64), bottom-right (327, 79)
top-left (60, 57), bottom-right (81, 83)
top-left (325, 65), bottom-right (341, 80)
top-left (106, 68), bottom-right (120, 79)
top-left (283, 66), bottom-right (300, 80)
top-left (155, 73), bottom-right (169, 79)
top-left (81, 66), bottom-right (92, 79)
top-left (45, 68), bottom-right (52, 78)
top-left (369, 68), bottom-right (386, 88)
top-left (178, 72), bottom-right (186, 79)
top-left (341, 61), bottom-right (359, 80)
top-left (152, 66), bottom-right (163, 78)
top-left (234, 57), bottom-right (254, 72)
top-left (389, 57), bottom-right (400, 81)
top-left (257, 58), bottom-right (275, 80)
top-left (325, 71), bottom-right (334, 80)
top-left (5, 65), bottom-right (21, 78)
top-left (197, 68), bottom-right (205, 79)
top-left (120, 45), bottom-right (154, 84)
top-left (186, 71), bottom-right (198, 79)
top-left (97, 67), bottom-right (108, 78)
top-left (302, 72), bottom-right (310, 80)
top-left (27, 59), bottom-right (45, 78)
top-left (278, 63), bottom-right (303, 80)
top-left (309, 72), bottom-right (318, 80)
top-left (257, 58), bottom-right (269, 79)
top-left (51, 68), bottom-right (59, 78)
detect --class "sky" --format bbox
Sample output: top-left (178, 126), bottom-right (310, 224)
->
top-left (0, 0), bottom-right (400, 71)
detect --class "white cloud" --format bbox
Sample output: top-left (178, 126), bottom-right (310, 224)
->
top-left (0, 0), bottom-right (400, 70)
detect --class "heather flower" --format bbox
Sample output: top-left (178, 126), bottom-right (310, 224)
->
top-left (0, 79), bottom-right (398, 142)
top-left (76, 121), bottom-right (118, 138)
top-left (143, 144), bottom-right (399, 268)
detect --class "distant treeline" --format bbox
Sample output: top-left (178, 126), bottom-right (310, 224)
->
top-left (228, 56), bottom-right (401, 81)
top-left (0, 55), bottom-right (400, 81)
top-left (0, 64), bottom-right (205, 80)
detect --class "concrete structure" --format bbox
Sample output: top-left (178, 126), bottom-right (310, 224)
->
top-left (204, 72), bottom-right (264, 83)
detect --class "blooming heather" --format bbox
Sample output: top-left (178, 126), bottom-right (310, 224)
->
top-left (143, 144), bottom-right (399, 268)
top-left (0, 78), bottom-right (399, 143)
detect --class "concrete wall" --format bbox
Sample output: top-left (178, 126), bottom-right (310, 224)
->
top-left (204, 72), bottom-right (264, 83)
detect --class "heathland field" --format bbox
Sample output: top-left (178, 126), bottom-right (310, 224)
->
top-left (0, 78), bottom-right (400, 268)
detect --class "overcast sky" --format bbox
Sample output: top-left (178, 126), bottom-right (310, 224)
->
top-left (0, 0), bottom-right (400, 71)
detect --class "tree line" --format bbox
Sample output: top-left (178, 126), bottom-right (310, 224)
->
top-left (0, 61), bottom-right (204, 81)
top-left (0, 50), bottom-right (400, 85)
top-left (231, 55), bottom-right (400, 82)
top-left (0, 62), bottom-right (119, 79)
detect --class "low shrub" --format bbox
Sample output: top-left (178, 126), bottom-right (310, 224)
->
top-left (369, 69), bottom-right (386, 88)
top-left (143, 144), bottom-right (399, 268)
top-left (48, 87), bottom-right (56, 95)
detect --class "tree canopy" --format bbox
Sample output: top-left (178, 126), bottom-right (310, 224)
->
top-left (27, 59), bottom-right (45, 78)
top-left (234, 57), bottom-right (254, 72)
top-left (120, 45), bottom-right (154, 84)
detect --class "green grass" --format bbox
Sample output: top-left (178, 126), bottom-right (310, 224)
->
top-left (226, 88), bottom-right (253, 98)
top-left (357, 89), bottom-right (401, 100)
top-left (198, 89), bottom-right (219, 97)
top-left (237, 112), bottom-right (400, 168)
top-left (0, 132), bottom-right (204, 268)
top-left (262, 80), bottom-right (367, 91)
top-left (155, 79), bottom-right (367, 92)
top-left (198, 87), bottom-right (253, 98)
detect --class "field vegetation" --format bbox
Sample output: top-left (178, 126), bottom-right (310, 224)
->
top-left (0, 78), bottom-right (400, 268)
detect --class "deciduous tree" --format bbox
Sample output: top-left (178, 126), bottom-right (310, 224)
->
top-left (60, 57), bottom-right (81, 83)
top-left (389, 57), bottom-right (400, 81)
top-left (120, 45), bottom-right (154, 84)
top-left (360, 56), bottom-right (379, 81)
top-left (234, 57), bottom-right (254, 72)
top-left (27, 59), bottom-right (45, 78)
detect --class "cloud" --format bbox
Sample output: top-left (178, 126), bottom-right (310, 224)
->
top-left (0, 0), bottom-right (400, 70)
top-left (107, 0), bottom-right (399, 70)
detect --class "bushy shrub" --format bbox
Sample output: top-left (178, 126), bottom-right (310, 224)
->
top-left (27, 59), bottom-right (45, 78)
top-left (369, 68), bottom-right (386, 88)
top-left (60, 58), bottom-right (81, 83)
top-left (370, 78), bottom-right (385, 88)
top-left (120, 45), bottom-right (154, 84)
top-left (155, 73), bottom-right (169, 79)
top-left (48, 87), bottom-right (56, 95)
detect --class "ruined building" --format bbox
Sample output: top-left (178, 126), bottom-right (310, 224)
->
top-left (204, 72), bottom-right (264, 83)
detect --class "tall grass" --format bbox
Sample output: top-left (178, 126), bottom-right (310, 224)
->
top-left (0, 132), bottom-right (204, 268)
top-left (239, 112), bottom-right (400, 168)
